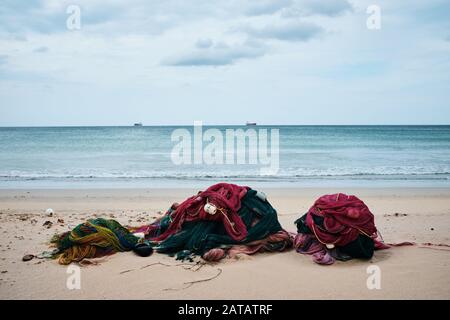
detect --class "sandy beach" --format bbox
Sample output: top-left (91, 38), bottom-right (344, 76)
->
top-left (0, 187), bottom-right (449, 299)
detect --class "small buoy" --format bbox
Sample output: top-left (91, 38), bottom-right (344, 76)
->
top-left (256, 191), bottom-right (267, 202)
top-left (204, 203), bottom-right (217, 215)
top-left (45, 208), bottom-right (54, 216)
top-left (347, 208), bottom-right (359, 219)
top-left (133, 232), bottom-right (145, 239)
top-left (326, 244), bottom-right (335, 249)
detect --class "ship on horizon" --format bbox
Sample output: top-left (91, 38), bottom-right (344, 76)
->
top-left (246, 122), bottom-right (257, 126)
top-left (133, 122), bottom-right (143, 127)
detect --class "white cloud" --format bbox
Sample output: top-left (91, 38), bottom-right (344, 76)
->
top-left (240, 21), bottom-right (323, 41)
top-left (195, 38), bottom-right (214, 49)
top-left (163, 40), bottom-right (267, 66)
top-left (33, 46), bottom-right (49, 53)
top-left (281, 0), bottom-right (353, 17)
top-left (0, 0), bottom-right (449, 125)
top-left (244, 0), bottom-right (292, 16)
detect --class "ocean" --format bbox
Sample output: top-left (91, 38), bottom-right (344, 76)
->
top-left (1, 125), bottom-right (449, 188)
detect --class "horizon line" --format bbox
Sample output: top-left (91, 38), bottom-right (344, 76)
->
top-left (1, 124), bottom-right (450, 128)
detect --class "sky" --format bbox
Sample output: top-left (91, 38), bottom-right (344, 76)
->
top-left (0, 0), bottom-right (449, 126)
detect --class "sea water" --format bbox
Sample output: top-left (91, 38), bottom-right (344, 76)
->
top-left (0, 125), bottom-right (449, 188)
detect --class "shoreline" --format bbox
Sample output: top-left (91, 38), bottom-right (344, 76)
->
top-left (1, 178), bottom-right (450, 190)
top-left (1, 187), bottom-right (450, 299)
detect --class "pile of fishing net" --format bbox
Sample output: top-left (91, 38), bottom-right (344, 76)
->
top-left (50, 218), bottom-right (140, 265)
top-left (294, 193), bottom-right (389, 265)
top-left (50, 183), bottom-right (292, 265)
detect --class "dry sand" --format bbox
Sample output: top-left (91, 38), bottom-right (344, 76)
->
top-left (1, 187), bottom-right (449, 299)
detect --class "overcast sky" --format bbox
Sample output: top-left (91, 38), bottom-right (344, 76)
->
top-left (0, 0), bottom-right (449, 126)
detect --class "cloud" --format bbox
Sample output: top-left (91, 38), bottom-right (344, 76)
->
top-left (244, 0), bottom-right (292, 16)
top-left (195, 38), bottom-right (213, 49)
top-left (0, 0), bottom-right (349, 40)
top-left (33, 46), bottom-right (49, 53)
top-left (0, 0), bottom-right (66, 34)
top-left (242, 21), bottom-right (323, 41)
top-left (0, 0), bottom-right (351, 37)
top-left (411, 0), bottom-right (450, 24)
top-left (163, 40), bottom-right (267, 66)
top-left (243, 0), bottom-right (352, 18)
top-left (0, 1), bottom-right (171, 35)
top-left (281, 0), bottom-right (352, 18)
top-left (1, 1), bottom-right (450, 125)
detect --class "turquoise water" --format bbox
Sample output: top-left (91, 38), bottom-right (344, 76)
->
top-left (0, 125), bottom-right (449, 188)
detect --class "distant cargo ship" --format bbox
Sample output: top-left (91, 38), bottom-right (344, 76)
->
top-left (133, 123), bottom-right (143, 127)
top-left (246, 122), bottom-right (257, 126)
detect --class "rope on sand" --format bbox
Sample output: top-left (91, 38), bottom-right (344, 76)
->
top-left (163, 268), bottom-right (223, 291)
